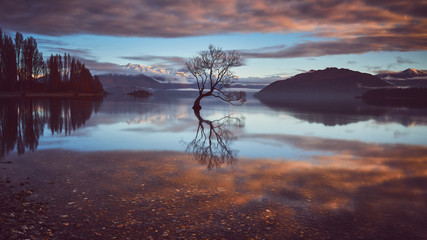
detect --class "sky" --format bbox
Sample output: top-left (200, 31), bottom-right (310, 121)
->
top-left (1, 0), bottom-right (426, 82)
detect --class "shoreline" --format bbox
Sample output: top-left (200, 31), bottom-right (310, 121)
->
top-left (0, 92), bottom-right (104, 98)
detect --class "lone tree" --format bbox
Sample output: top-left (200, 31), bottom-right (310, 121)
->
top-left (186, 45), bottom-right (246, 112)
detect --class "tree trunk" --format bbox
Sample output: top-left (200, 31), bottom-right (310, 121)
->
top-left (192, 95), bottom-right (203, 113)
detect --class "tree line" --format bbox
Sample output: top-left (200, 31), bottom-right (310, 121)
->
top-left (0, 28), bottom-right (103, 94)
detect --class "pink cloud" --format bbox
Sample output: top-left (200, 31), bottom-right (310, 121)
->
top-left (2, 0), bottom-right (425, 57)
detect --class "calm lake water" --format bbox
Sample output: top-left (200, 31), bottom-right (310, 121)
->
top-left (1, 90), bottom-right (427, 239)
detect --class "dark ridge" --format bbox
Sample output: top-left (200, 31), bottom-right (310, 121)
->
top-left (99, 74), bottom-right (162, 89)
top-left (362, 88), bottom-right (427, 108)
top-left (254, 67), bottom-right (392, 101)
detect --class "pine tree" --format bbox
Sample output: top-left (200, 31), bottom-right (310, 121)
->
top-left (1, 34), bottom-right (17, 91)
top-left (22, 37), bottom-right (38, 90)
top-left (14, 32), bottom-right (23, 84)
top-left (0, 28), bottom-right (3, 90)
top-left (32, 50), bottom-right (44, 81)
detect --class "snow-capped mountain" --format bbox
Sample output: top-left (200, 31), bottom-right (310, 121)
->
top-left (123, 63), bottom-right (193, 84)
top-left (377, 68), bottom-right (427, 80)
top-left (377, 68), bottom-right (427, 88)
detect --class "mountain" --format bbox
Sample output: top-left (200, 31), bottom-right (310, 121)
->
top-left (99, 74), bottom-right (161, 93)
top-left (376, 68), bottom-right (427, 88)
top-left (98, 74), bottom-right (195, 94)
top-left (123, 63), bottom-right (192, 84)
top-left (376, 68), bottom-right (427, 80)
top-left (254, 67), bottom-right (392, 101)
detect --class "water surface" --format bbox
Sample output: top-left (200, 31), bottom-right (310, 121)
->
top-left (1, 91), bottom-right (426, 239)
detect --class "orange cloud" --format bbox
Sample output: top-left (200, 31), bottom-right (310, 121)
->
top-left (2, 0), bottom-right (425, 58)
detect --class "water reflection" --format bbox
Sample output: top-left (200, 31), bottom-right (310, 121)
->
top-left (0, 97), bottom-right (102, 158)
top-left (185, 110), bottom-right (245, 169)
top-left (3, 144), bottom-right (426, 239)
top-left (258, 97), bottom-right (427, 126)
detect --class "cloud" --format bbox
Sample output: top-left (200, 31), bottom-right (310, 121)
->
top-left (77, 58), bottom-right (124, 74)
top-left (3, 0), bottom-right (424, 61)
top-left (1, 0), bottom-right (425, 42)
top-left (241, 30), bottom-right (427, 58)
top-left (396, 56), bottom-right (416, 64)
top-left (40, 47), bottom-right (93, 58)
top-left (240, 34), bottom-right (427, 59)
top-left (36, 39), bottom-right (68, 46)
top-left (121, 55), bottom-right (187, 67)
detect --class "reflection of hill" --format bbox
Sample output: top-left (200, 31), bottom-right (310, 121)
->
top-left (258, 98), bottom-right (427, 126)
top-left (362, 88), bottom-right (427, 108)
top-left (0, 97), bottom-right (103, 158)
top-left (386, 79), bottom-right (427, 88)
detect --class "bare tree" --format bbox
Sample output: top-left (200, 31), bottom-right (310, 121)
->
top-left (186, 110), bottom-right (245, 169)
top-left (186, 45), bottom-right (246, 112)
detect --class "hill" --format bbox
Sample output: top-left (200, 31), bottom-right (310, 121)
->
top-left (254, 67), bottom-right (392, 101)
top-left (100, 74), bottom-right (161, 88)
top-left (98, 74), bottom-right (195, 94)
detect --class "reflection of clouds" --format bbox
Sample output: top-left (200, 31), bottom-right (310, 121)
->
top-left (85, 100), bottom-right (195, 131)
top-left (125, 112), bottom-right (188, 125)
top-left (243, 133), bottom-right (427, 158)
top-left (123, 118), bottom-right (195, 133)
top-left (5, 147), bottom-right (427, 239)
top-left (393, 130), bottom-right (409, 139)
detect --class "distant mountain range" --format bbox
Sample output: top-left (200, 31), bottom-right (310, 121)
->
top-left (98, 63), bottom-right (195, 93)
top-left (99, 66), bottom-right (427, 95)
top-left (376, 68), bottom-right (427, 88)
top-left (254, 67), bottom-right (392, 101)
top-left (376, 68), bottom-right (427, 80)
top-left (123, 63), bottom-right (192, 84)
top-left (99, 74), bottom-right (195, 94)
top-left (99, 63), bottom-right (266, 94)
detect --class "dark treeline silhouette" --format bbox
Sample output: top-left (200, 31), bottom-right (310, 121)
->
top-left (362, 88), bottom-right (427, 108)
top-left (0, 97), bottom-right (102, 159)
top-left (0, 29), bottom-right (103, 94)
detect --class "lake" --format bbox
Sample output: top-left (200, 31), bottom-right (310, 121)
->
top-left (1, 90), bottom-right (427, 239)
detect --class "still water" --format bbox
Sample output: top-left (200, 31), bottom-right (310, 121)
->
top-left (1, 91), bottom-right (427, 239)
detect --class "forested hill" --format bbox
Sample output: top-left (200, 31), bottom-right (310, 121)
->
top-left (255, 67), bottom-right (392, 100)
top-left (0, 29), bottom-right (103, 94)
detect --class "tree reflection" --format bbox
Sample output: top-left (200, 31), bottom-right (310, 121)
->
top-left (186, 110), bottom-right (244, 169)
top-left (0, 97), bottom-right (102, 158)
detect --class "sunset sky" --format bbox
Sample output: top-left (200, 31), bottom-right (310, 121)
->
top-left (1, 0), bottom-right (426, 81)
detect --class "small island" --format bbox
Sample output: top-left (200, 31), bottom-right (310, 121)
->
top-left (126, 89), bottom-right (152, 98)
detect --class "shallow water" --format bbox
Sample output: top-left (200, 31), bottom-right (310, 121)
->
top-left (1, 91), bottom-right (427, 239)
